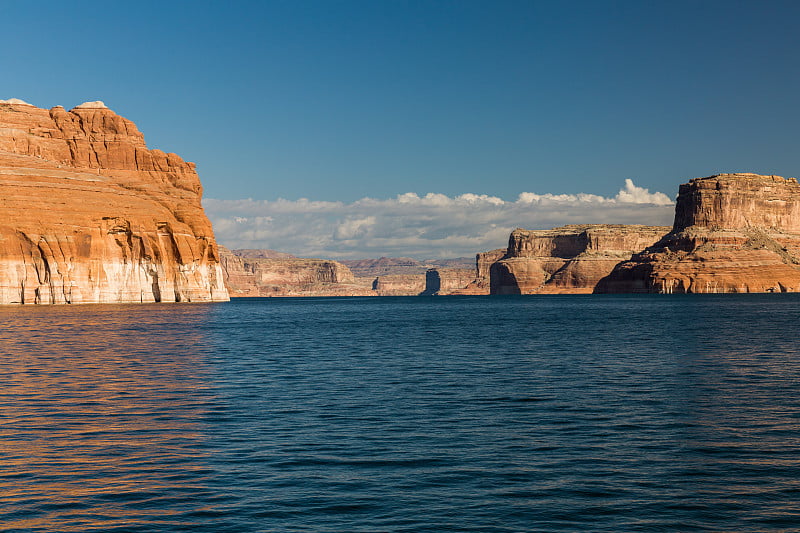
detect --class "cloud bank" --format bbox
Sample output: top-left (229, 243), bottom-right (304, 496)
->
top-left (204, 179), bottom-right (674, 259)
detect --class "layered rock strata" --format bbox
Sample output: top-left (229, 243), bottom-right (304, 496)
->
top-left (490, 225), bottom-right (670, 294)
top-left (219, 247), bottom-right (374, 297)
top-left (443, 249), bottom-right (506, 295)
top-left (0, 99), bottom-right (228, 304)
top-left (596, 174), bottom-right (800, 293)
top-left (341, 257), bottom-right (427, 277)
top-left (373, 275), bottom-right (426, 296)
top-left (341, 256), bottom-right (474, 277)
top-left (424, 268), bottom-right (480, 295)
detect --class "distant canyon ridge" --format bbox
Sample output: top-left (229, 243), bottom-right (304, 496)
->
top-left (2, 98), bottom-right (799, 304)
top-left (223, 173), bottom-right (800, 296)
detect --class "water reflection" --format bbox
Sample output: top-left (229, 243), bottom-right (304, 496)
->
top-left (3, 297), bottom-right (800, 531)
top-left (0, 304), bottom-right (222, 531)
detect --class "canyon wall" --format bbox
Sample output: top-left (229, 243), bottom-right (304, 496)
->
top-left (341, 257), bottom-right (427, 277)
top-left (219, 247), bottom-right (374, 297)
top-left (0, 99), bottom-right (227, 304)
top-left (596, 174), bottom-right (800, 293)
top-left (424, 268), bottom-right (481, 295)
top-left (490, 225), bottom-right (670, 294)
top-left (373, 275), bottom-right (426, 296)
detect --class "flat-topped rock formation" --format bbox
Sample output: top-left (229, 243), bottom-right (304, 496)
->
top-left (219, 247), bottom-right (374, 297)
top-left (597, 174), bottom-right (800, 293)
top-left (341, 256), bottom-right (474, 278)
top-left (0, 99), bottom-right (228, 304)
top-left (372, 274), bottom-right (426, 296)
top-left (222, 252), bottom-right (478, 297)
top-left (341, 257), bottom-right (426, 277)
top-left (230, 249), bottom-right (296, 259)
top-left (490, 225), bottom-right (670, 294)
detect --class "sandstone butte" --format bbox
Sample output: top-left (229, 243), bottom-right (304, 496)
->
top-left (0, 98), bottom-right (228, 304)
top-left (595, 173), bottom-right (800, 293)
top-left (489, 225), bottom-right (671, 294)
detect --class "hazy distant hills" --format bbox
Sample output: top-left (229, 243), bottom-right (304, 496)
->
top-left (228, 251), bottom-right (474, 278)
top-left (341, 257), bottom-right (474, 277)
top-left (230, 249), bottom-right (297, 259)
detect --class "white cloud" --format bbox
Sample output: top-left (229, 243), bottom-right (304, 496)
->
top-left (615, 178), bottom-right (673, 204)
top-left (334, 216), bottom-right (376, 239)
top-left (204, 180), bottom-right (675, 259)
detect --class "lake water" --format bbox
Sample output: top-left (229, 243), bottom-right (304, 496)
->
top-left (2, 295), bottom-right (800, 532)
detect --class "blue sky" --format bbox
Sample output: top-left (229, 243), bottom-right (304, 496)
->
top-left (3, 1), bottom-right (800, 256)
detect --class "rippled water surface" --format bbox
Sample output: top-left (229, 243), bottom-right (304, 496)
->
top-left (2, 295), bottom-right (800, 531)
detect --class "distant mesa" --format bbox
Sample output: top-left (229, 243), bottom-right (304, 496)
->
top-left (487, 224), bottom-right (669, 294)
top-left (231, 249), bottom-right (296, 260)
top-left (341, 257), bottom-right (429, 277)
top-left (219, 246), bottom-right (374, 297)
top-left (340, 256), bottom-right (473, 277)
top-left (219, 249), bottom-right (488, 297)
top-left (219, 173), bottom-right (800, 297)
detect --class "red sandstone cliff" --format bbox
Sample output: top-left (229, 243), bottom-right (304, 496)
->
top-left (490, 225), bottom-right (670, 294)
top-left (0, 99), bottom-right (227, 304)
top-left (596, 173), bottom-right (800, 293)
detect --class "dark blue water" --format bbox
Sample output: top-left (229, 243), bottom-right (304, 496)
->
top-left (2, 295), bottom-right (800, 532)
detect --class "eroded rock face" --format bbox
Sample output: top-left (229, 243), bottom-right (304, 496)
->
top-left (424, 268), bottom-right (478, 295)
top-left (672, 173), bottom-right (800, 232)
top-left (419, 251), bottom-right (504, 295)
top-left (477, 249), bottom-right (506, 281)
top-left (373, 275), bottom-right (426, 296)
top-left (219, 247), bottom-right (374, 297)
top-left (0, 100), bottom-right (228, 304)
top-left (597, 174), bottom-right (800, 293)
top-left (341, 257), bottom-right (426, 277)
top-left (490, 225), bottom-right (670, 294)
